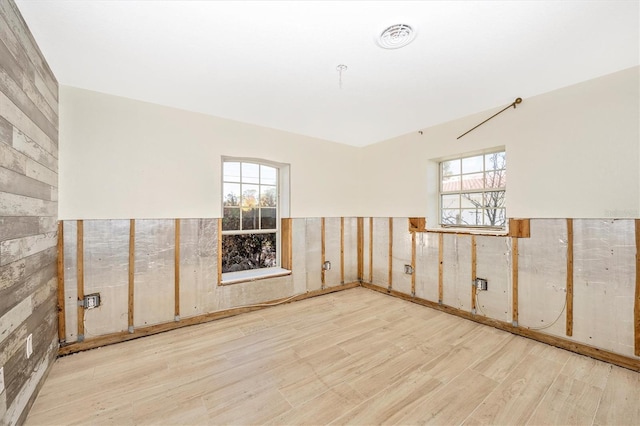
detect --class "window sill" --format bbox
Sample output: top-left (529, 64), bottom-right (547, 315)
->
top-left (220, 267), bottom-right (292, 285)
top-left (425, 226), bottom-right (508, 237)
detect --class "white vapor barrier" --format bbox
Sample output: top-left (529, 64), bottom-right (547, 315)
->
top-left (134, 219), bottom-right (175, 327)
top-left (371, 218), bottom-right (390, 286)
top-left (291, 218), bottom-right (307, 295)
top-left (518, 219), bottom-right (567, 335)
top-left (305, 218), bottom-right (322, 291)
top-left (573, 219), bottom-right (637, 358)
top-left (63, 221), bottom-right (77, 342)
top-left (343, 218), bottom-right (358, 284)
top-left (179, 219), bottom-right (217, 318)
top-left (415, 232), bottom-right (440, 302)
top-left (475, 236), bottom-right (511, 322)
top-left (324, 217), bottom-right (342, 287)
top-left (442, 234), bottom-right (472, 311)
top-left (391, 218), bottom-right (412, 295)
top-left (362, 218), bottom-right (371, 283)
top-left (83, 220), bottom-right (129, 337)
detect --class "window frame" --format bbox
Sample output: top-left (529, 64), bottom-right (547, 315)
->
top-left (438, 149), bottom-right (506, 230)
top-left (220, 157), bottom-right (291, 285)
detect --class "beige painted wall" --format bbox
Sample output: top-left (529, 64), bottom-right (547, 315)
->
top-left (59, 86), bottom-right (362, 219)
top-left (360, 66), bottom-right (640, 221)
top-left (60, 67), bottom-right (639, 221)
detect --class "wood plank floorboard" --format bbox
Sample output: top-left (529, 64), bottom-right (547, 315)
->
top-left (25, 287), bottom-right (640, 425)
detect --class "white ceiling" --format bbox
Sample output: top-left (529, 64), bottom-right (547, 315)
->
top-left (15, 1), bottom-right (640, 147)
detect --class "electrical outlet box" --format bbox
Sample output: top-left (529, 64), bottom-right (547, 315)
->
top-left (0, 366), bottom-right (5, 394)
top-left (475, 278), bottom-right (488, 291)
top-left (83, 293), bottom-right (101, 309)
top-left (26, 334), bottom-right (33, 359)
top-left (404, 264), bottom-right (414, 274)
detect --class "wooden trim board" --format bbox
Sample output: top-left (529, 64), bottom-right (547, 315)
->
top-left (362, 282), bottom-right (640, 372)
top-left (59, 282), bottom-right (360, 356)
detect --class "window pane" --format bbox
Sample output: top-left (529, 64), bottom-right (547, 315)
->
top-left (442, 159), bottom-right (460, 176)
top-left (462, 155), bottom-right (483, 174)
top-left (485, 152), bottom-right (506, 170)
top-left (461, 173), bottom-right (484, 190)
top-left (221, 233), bottom-right (277, 273)
top-left (242, 208), bottom-right (259, 230)
top-left (242, 162), bottom-right (260, 184)
top-left (260, 185), bottom-right (277, 207)
top-left (483, 208), bottom-right (506, 226)
top-left (441, 209), bottom-right (461, 225)
top-left (261, 208), bottom-right (277, 229)
top-left (222, 207), bottom-right (240, 231)
top-left (223, 183), bottom-right (240, 206)
top-left (241, 184), bottom-right (259, 208)
top-left (441, 194), bottom-right (459, 209)
top-left (223, 162), bottom-right (240, 182)
top-left (485, 170), bottom-right (506, 188)
top-left (460, 209), bottom-right (482, 226)
top-left (461, 192), bottom-right (483, 208)
top-left (442, 176), bottom-right (460, 192)
top-left (484, 191), bottom-right (506, 209)
top-left (260, 165), bottom-right (277, 185)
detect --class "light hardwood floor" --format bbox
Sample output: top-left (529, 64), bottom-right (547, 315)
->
top-left (26, 288), bottom-right (639, 425)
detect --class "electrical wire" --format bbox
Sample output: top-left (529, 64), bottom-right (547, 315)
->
top-left (229, 291), bottom-right (308, 309)
top-left (475, 291), bottom-right (488, 317)
top-left (522, 294), bottom-right (567, 331)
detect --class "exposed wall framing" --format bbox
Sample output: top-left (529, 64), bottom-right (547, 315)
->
top-left (359, 217), bottom-right (639, 371)
top-left (58, 217), bottom-right (361, 355)
top-left (566, 218), bottom-right (574, 336)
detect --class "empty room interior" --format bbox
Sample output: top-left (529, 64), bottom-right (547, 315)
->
top-left (1, 0), bottom-right (640, 424)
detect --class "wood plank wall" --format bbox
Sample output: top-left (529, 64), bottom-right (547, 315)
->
top-left (0, 1), bottom-right (59, 424)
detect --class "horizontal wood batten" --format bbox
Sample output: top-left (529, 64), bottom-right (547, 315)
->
top-left (58, 282), bottom-right (360, 356)
top-left (361, 282), bottom-right (640, 372)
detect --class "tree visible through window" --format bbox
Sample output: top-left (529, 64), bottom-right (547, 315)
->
top-left (440, 151), bottom-right (506, 227)
top-left (222, 161), bottom-right (278, 273)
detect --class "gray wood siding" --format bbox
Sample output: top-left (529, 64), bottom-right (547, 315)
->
top-left (0, 1), bottom-right (58, 424)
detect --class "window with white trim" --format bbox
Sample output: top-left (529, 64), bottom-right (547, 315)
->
top-left (440, 151), bottom-right (506, 228)
top-left (222, 160), bottom-right (280, 273)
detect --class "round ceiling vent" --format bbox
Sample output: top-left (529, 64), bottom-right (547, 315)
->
top-left (376, 24), bottom-right (416, 49)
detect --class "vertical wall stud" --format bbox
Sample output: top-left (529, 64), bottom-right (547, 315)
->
top-left (217, 219), bottom-right (223, 285)
top-left (635, 219), bottom-right (639, 356)
top-left (340, 217), bottom-right (345, 284)
top-left (471, 236), bottom-right (477, 313)
top-left (388, 218), bottom-right (393, 289)
top-left (369, 218), bottom-right (373, 283)
top-left (357, 218), bottom-right (364, 281)
top-left (76, 220), bottom-right (84, 341)
top-left (411, 231), bottom-right (416, 296)
top-left (128, 219), bottom-right (135, 333)
top-left (566, 218), bottom-right (574, 337)
top-left (321, 217), bottom-right (326, 287)
top-left (438, 233), bottom-right (444, 304)
top-left (512, 237), bottom-right (519, 326)
top-left (174, 218), bottom-right (181, 321)
top-left (56, 221), bottom-right (66, 343)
